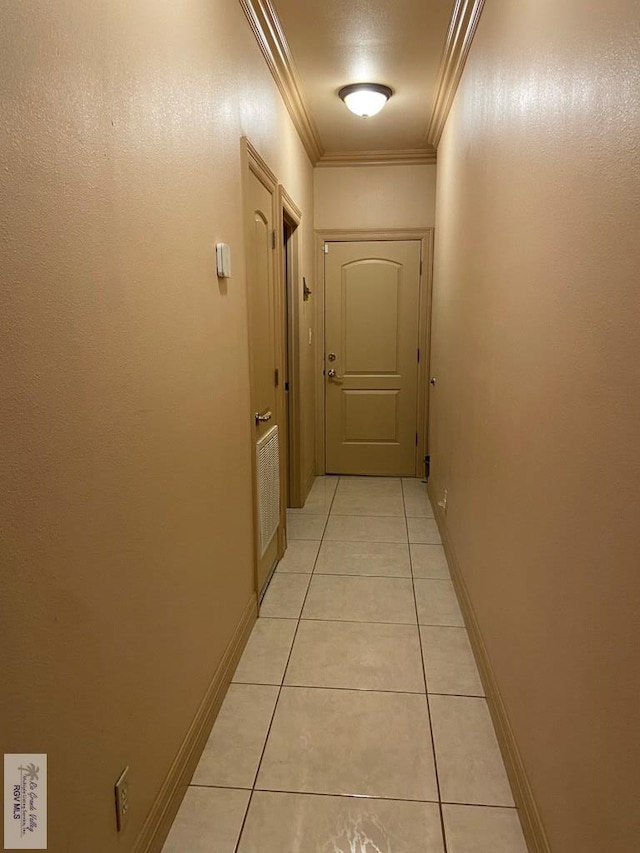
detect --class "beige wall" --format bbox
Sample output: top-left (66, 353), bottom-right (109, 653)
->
top-left (314, 164), bottom-right (437, 230)
top-left (430, 1), bottom-right (640, 851)
top-left (0, 2), bottom-right (314, 851)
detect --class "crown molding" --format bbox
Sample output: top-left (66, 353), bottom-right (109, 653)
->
top-left (239, 0), bottom-right (324, 164)
top-left (427, 0), bottom-right (486, 148)
top-left (317, 148), bottom-right (437, 167)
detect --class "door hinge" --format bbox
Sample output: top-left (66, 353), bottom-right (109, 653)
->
top-left (420, 259), bottom-right (423, 275)
top-left (272, 230), bottom-right (277, 249)
top-left (274, 368), bottom-right (279, 387)
top-left (417, 348), bottom-right (420, 363)
top-left (324, 242), bottom-right (329, 254)
top-left (415, 432), bottom-right (419, 447)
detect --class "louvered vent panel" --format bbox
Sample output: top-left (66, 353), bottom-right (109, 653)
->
top-left (256, 424), bottom-right (280, 557)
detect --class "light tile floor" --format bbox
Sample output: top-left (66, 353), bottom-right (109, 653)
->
top-left (163, 477), bottom-right (528, 853)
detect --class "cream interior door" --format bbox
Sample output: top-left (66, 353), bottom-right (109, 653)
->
top-left (325, 240), bottom-right (421, 476)
top-left (246, 166), bottom-right (280, 595)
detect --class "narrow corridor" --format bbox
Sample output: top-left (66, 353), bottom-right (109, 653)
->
top-left (162, 477), bottom-right (528, 852)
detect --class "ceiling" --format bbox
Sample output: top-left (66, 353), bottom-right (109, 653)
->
top-left (271, 0), bottom-right (455, 159)
top-left (240, 0), bottom-right (483, 165)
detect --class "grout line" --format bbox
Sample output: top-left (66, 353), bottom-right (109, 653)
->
top-left (293, 537), bottom-right (411, 545)
top-left (270, 683), bottom-right (427, 696)
top-left (286, 537), bottom-right (324, 542)
top-left (428, 691), bottom-right (487, 698)
top-left (279, 571), bottom-right (451, 580)
top-left (233, 476), bottom-right (340, 852)
top-left (231, 681), bottom-right (485, 700)
top-left (189, 783), bottom-right (519, 811)
top-left (403, 478), bottom-right (449, 853)
top-left (301, 616), bottom-right (418, 625)
top-left (300, 616), bottom-right (464, 628)
top-left (305, 571), bottom-right (413, 579)
top-left (277, 570), bottom-right (411, 578)
top-left (252, 787), bottom-right (440, 805)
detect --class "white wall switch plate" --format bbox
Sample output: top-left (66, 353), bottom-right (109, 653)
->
top-left (215, 242), bottom-right (231, 278)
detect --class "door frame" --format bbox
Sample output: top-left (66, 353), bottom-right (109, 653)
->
top-left (314, 228), bottom-right (434, 477)
top-left (241, 137), bottom-right (288, 594)
top-left (276, 186), bottom-right (304, 509)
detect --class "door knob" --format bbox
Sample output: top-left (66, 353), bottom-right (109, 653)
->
top-left (255, 409), bottom-right (272, 424)
top-left (327, 368), bottom-right (337, 377)
top-left (430, 377), bottom-right (436, 386)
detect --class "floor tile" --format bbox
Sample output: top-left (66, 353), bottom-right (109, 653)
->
top-left (337, 476), bottom-right (402, 493)
top-left (404, 491), bottom-right (436, 518)
top-left (415, 579), bottom-right (464, 626)
top-left (324, 514), bottom-right (408, 543)
top-left (238, 791), bottom-right (444, 853)
top-left (442, 804), bottom-right (528, 852)
top-left (411, 544), bottom-right (450, 578)
top-left (233, 618), bottom-right (298, 686)
top-left (311, 474), bottom-right (340, 493)
top-left (191, 684), bottom-right (278, 788)
top-left (259, 573), bottom-right (310, 618)
top-left (330, 490), bottom-right (405, 516)
top-left (421, 626), bottom-right (484, 696)
top-left (286, 513), bottom-right (327, 540)
top-left (256, 687), bottom-right (438, 801)
top-left (284, 620), bottom-right (425, 692)
top-left (402, 477), bottom-right (427, 490)
top-left (407, 517), bottom-right (442, 544)
top-left (430, 695), bottom-right (514, 806)
top-left (302, 575), bottom-right (417, 624)
top-left (286, 499), bottom-right (331, 516)
top-left (275, 539), bottom-right (320, 573)
top-left (161, 787), bottom-right (250, 853)
top-left (315, 540), bottom-right (411, 577)
top-left (287, 478), bottom-right (336, 515)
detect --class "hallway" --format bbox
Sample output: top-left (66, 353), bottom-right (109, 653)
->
top-left (162, 477), bottom-right (527, 852)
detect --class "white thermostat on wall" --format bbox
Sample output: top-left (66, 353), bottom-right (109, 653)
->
top-left (215, 242), bottom-right (231, 279)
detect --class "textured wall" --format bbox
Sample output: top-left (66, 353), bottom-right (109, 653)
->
top-left (430, 1), bottom-right (640, 851)
top-left (314, 164), bottom-right (437, 230)
top-left (0, 2), bottom-right (313, 851)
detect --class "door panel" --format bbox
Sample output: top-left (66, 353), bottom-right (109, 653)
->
top-left (246, 167), bottom-right (279, 594)
top-left (325, 241), bottom-right (421, 476)
top-left (343, 390), bottom-right (399, 443)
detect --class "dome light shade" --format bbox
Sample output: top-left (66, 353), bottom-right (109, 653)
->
top-left (338, 83), bottom-right (393, 118)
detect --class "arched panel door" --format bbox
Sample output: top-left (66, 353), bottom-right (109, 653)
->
top-left (325, 241), bottom-right (421, 476)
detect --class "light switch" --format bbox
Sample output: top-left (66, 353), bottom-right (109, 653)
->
top-left (215, 243), bottom-right (231, 278)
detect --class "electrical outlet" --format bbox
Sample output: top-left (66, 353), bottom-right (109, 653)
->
top-left (114, 767), bottom-right (130, 832)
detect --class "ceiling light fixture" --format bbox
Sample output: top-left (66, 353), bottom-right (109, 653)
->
top-left (338, 83), bottom-right (393, 118)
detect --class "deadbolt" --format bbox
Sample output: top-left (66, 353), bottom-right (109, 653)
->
top-left (327, 352), bottom-right (336, 361)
